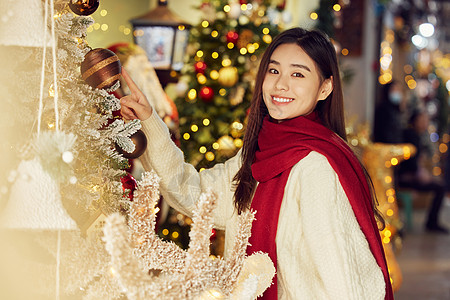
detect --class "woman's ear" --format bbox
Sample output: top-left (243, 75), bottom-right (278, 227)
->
top-left (318, 76), bottom-right (333, 101)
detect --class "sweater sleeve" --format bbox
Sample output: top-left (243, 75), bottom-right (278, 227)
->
top-left (138, 113), bottom-right (240, 229)
top-left (276, 152), bottom-right (385, 300)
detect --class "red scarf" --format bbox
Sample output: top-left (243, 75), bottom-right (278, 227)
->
top-left (247, 112), bottom-right (393, 299)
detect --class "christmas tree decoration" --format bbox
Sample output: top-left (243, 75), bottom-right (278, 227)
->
top-left (115, 129), bottom-right (148, 159)
top-left (103, 171), bottom-right (275, 299)
top-left (120, 173), bottom-right (137, 201)
top-left (218, 66), bottom-right (239, 87)
top-left (68, 0), bottom-right (100, 16)
top-left (226, 31), bottom-right (239, 44)
top-left (81, 48), bottom-right (122, 91)
top-left (194, 61), bottom-right (208, 74)
top-left (199, 86), bottom-right (214, 102)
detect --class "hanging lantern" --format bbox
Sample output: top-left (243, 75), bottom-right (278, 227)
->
top-left (130, 0), bottom-right (191, 87)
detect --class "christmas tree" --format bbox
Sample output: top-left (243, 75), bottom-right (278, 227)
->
top-left (0, 1), bottom-right (143, 298)
top-left (174, 0), bottom-right (285, 169)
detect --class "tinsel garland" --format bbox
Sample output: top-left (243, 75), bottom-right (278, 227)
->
top-left (104, 171), bottom-right (275, 299)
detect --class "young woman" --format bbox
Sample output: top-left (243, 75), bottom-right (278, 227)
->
top-left (120, 28), bottom-right (393, 299)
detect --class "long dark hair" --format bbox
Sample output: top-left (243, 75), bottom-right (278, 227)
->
top-left (232, 28), bottom-right (385, 228)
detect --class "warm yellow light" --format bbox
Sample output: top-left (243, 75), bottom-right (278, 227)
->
top-left (191, 125), bottom-right (199, 132)
top-left (263, 35), bottom-right (272, 44)
top-left (388, 196), bottom-right (395, 203)
top-left (199, 168), bottom-right (206, 172)
top-left (202, 20), bottom-right (209, 28)
top-left (403, 64), bottom-right (413, 74)
top-left (183, 133), bottom-right (190, 140)
top-left (205, 151), bottom-right (215, 161)
top-left (196, 50), bottom-right (204, 58)
top-left (219, 88), bottom-right (227, 96)
top-left (241, 4), bottom-right (247, 10)
top-left (384, 176), bottom-right (392, 183)
top-left (382, 47), bottom-right (392, 55)
top-left (385, 161), bottom-right (391, 168)
top-left (123, 28), bottom-right (131, 35)
top-left (383, 237), bottom-right (390, 244)
top-left (199, 146), bottom-right (207, 153)
top-left (390, 158), bottom-right (399, 166)
top-left (333, 4), bottom-right (341, 11)
top-left (162, 229), bottom-right (169, 236)
top-left (101, 24), bottom-right (109, 31)
top-left (212, 142), bottom-right (220, 150)
top-left (341, 48), bottom-right (349, 56)
top-left (93, 23), bottom-right (100, 30)
top-left (203, 119), bottom-right (210, 126)
top-left (197, 74), bottom-right (207, 84)
top-left (443, 133), bottom-right (450, 143)
top-left (48, 123), bottom-right (55, 129)
top-left (222, 58), bottom-right (232, 67)
top-left (212, 52), bottom-right (219, 59)
top-left (211, 30), bottom-right (218, 38)
top-left (172, 231), bottom-right (179, 238)
top-left (382, 73), bottom-right (392, 82)
top-left (404, 75), bottom-right (414, 83)
top-left (262, 28), bottom-right (270, 35)
top-left (247, 44), bottom-right (256, 53)
top-left (188, 89), bottom-right (197, 100)
top-left (386, 209), bottom-right (394, 216)
top-left (232, 121), bottom-right (244, 130)
top-left (384, 230), bottom-right (392, 237)
top-left (433, 167), bottom-right (442, 176)
top-left (310, 12), bottom-right (318, 20)
top-left (407, 79), bottom-right (417, 89)
top-left (258, 10), bottom-right (264, 17)
top-left (210, 70), bottom-right (219, 80)
top-left (234, 139), bottom-right (243, 148)
top-left (240, 48), bottom-right (248, 55)
top-left (227, 42), bottom-right (235, 49)
top-left (100, 9), bottom-right (107, 16)
top-left (224, 5), bottom-right (231, 12)
top-left (439, 143), bottom-right (448, 153)
top-left (386, 188), bottom-right (395, 196)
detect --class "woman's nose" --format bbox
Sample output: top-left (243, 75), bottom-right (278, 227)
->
top-left (275, 74), bottom-right (289, 91)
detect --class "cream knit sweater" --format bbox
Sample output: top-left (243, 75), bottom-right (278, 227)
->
top-left (139, 113), bottom-right (386, 299)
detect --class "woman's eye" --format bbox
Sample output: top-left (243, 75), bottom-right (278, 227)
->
top-left (268, 68), bottom-right (278, 74)
top-left (293, 72), bottom-right (304, 78)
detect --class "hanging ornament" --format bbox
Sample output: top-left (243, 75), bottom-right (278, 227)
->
top-left (226, 31), bottom-right (239, 44)
top-left (116, 130), bottom-right (148, 159)
top-left (218, 67), bottom-right (238, 87)
top-left (120, 173), bottom-right (137, 201)
top-left (81, 48), bottom-right (122, 90)
top-left (68, 0), bottom-right (100, 16)
top-left (199, 86), bottom-right (214, 102)
top-left (237, 29), bottom-right (254, 49)
top-left (194, 61), bottom-right (207, 74)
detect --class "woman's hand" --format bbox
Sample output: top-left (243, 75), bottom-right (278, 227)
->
top-left (120, 68), bottom-right (153, 121)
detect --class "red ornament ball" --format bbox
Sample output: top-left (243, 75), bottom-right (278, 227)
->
top-left (116, 130), bottom-right (148, 159)
top-left (81, 48), bottom-right (121, 90)
top-left (199, 86), bottom-right (214, 102)
top-left (226, 31), bottom-right (239, 44)
top-left (68, 0), bottom-right (100, 16)
top-left (121, 173), bottom-right (137, 201)
top-left (194, 61), bottom-right (207, 74)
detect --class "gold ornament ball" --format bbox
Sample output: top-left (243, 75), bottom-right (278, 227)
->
top-left (218, 67), bottom-right (238, 87)
top-left (116, 130), bottom-right (148, 159)
top-left (81, 48), bottom-right (122, 90)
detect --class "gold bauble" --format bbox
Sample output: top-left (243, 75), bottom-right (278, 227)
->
top-left (218, 67), bottom-right (238, 87)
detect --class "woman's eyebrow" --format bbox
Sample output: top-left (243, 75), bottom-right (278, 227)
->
top-left (269, 59), bottom-right (311, 72)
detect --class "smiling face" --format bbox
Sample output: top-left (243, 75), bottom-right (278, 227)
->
top-left (262, 43), bottom-right (333, 121)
